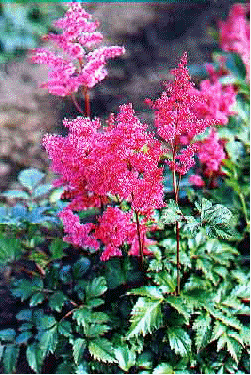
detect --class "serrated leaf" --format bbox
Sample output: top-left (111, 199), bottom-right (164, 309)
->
top-left (16, 309), bottom-right (32, 321)
top-left (57, 320), bottom-right (72, 337)
top-left (30, 292), bottom-right (45, 307)
top-left (209, 309), bottom-right (242, 330)
top-left (88, 338), bottom-right (117, 364)
top-left (192, 312), bottom-right (212, 351)
top-left (161, 200), bottom-right (183, 224)
top-left (167, 327), bottom-right (191, 356)
top-left (12, 278), bottom-right (43, 301)
top-left (73, 257), bottom-right (91, 279)
top-left (84, 324), bottom-right (110, 338)
top-left (165, 296), bottom-right (191, 323)
top-left (217, 334), bottom-right (242, 363)
top-left (114, 344), bottom-right (136, 372)
top-left (49, 239), bottom-right (67, 260)
top-left (85, 277), bottom-right (107, 300)
top-left (127, 286), bottom-right (164, 300)
top-left (18, 168), bottom-right (45, 191)
top-left (127, 297), bottom-right (163, 338)
top-left (38, 326), bottom-right (58, 355)
top-left (16, 331), bottom-right (33, 344)
top-left (87, 298), bottom-right (104, 308)
top-left (72, 338), bottom-right (86, 365)
top-left (26, 342), bottom-right (45, 373)
top-left (19, 323), bottom-right (33, 332)
top-left (153, 363), bottom-right (174, 374)
top-left (3, 345), bottom-right (19, 373)
top-left (0, 328), bottom-right (16, 342)
top-left (1, 190), bottom-right (30, 199)
top-left (48, 291), bottom-right (66, 312)
top-left (73, 307), bottom-right (91, 328)
top-left (0, 236), bottom-right (23, 264)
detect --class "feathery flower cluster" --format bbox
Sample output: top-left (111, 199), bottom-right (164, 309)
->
top-left (30, 3), bottom-right (125, 96)
top-left (191, 78), bottom-right (237, 126)
top-left (43, 104), bottom-right (164, 260)
top-left (189, 128), bottom-right (226, 187)
top-left (146, 53), bottom-right (216, 176)
top-left (219, 3), bottom-right (250, 81)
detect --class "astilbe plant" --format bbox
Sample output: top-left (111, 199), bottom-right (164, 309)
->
top-left (0, 3), bottom-right (249, 374)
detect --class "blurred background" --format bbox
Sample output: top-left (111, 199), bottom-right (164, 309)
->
top-left (0, 0), bottom-right (247, 191)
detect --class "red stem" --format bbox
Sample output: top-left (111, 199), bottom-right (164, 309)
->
top-left (135, 210), bottom-right (144, 272)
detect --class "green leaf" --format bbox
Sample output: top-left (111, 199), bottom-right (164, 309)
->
top-left (114, 344), bottom-right (136, 372)
top-left (167, 327), bottom-right (191, 356)
top-left (48, 291), bottom-right (66, 312)
top-left (30, 292), bottom-right (45, 307)
top-left (165, 296), bottom-right (191, 323)
top-left (16, 309), bottom-right (32, 321)
top-left (32, 183), bottom-right (53, 198)
top-left (0, 236), bottom-right (23, 264)
top-left (217, 334), bottom-right (242, 363)
top-left (88, 338), bottom-right (117, 364)
top-left (85, 277), bottom-right (107, 300)
top-left (49, 239), bottom-right (66, 260)
top-left (3, 345), bottom-right (19, 373)
top-left (56, 361), bottom-right (75, 374)
top-left (16, 331), bottom-right (33, 344)
top-left (153, 363), bottom-right (174, 374)
top-left (38, 326), bottom-right (58, 355)
top-left (192, 312), bottom-right (212, 351)
top-left (127, 297), bottom-right (163, 338)
top-left (73, 257), bottom-right (91, 278)
top-left (18, 168), bottom-right (45, 191)
top-left (127, 286), bottom-right (164, 300)
top-left (209, 309), bottom-right (242, 330)
top-left (87, 298), bottom-right (104, 308)
top-left (57, 320), bottom-right (72, 337)
top-left (19, 323), bottom-right (33, 331)
top-left (161, 199), bottom-right (183, 224)
top-left (73, 307), bottom-right (91, 328)
top-left (72, 338), bottom-right (86, 365)
top-left (12, 278), bottom-right (43, 301)
top-left (26, 342), bottom-right (45, 373)
top-left (84, 324), bottom-right (110, 338)
top-left (0, 328), bottom-right (16, 342)
top-left (1, 190), bottom-right (30, 199)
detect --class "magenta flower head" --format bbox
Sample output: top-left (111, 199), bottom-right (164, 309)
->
top-left (219, 3), bottom-right (250, 81)
top-left (146, 52), bottom-right (217, 176)
top-left (30, 3), bottom-right (125, 96)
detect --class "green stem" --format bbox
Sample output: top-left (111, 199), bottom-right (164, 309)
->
top-left (239, 192), bottom-right (249, 225)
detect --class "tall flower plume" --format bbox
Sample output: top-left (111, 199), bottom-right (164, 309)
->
top-left (30, 3), bottom-right (125, 97)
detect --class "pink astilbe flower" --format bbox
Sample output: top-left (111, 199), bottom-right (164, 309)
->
top-left (197, 128), bottom-right (226, 178)
top-left (146, 52), bottom-right (216, 176)
top-left (219, 3), bottom-right (250, 81)
top-left (191, 79), bottom-right (237, 126)
top-left (59, 209), bottom-right (99, 250)
top-left (30, 3), bottom-right (125, 96)
top-left (43, 104), bottom-right (165, 260)
top-left (189, 174), bottom-right (205, 187)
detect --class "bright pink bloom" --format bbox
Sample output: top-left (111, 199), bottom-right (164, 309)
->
top-left (146, 53), bottom-right (215, 176)
top-left (197, 128), bottom-right (226, 177)
top-left (43, 104), bottom-right (165, 260)
top-left (59, 209), bottom-right (99, 250)
top-left (219, 3), bottom-right (250, 81)
top-left (191, 79), bottom-right (237, 126)
top-left (30, 3), bottom-right (125, 96)
top-left (189, 174), bottom-right (205, 187)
